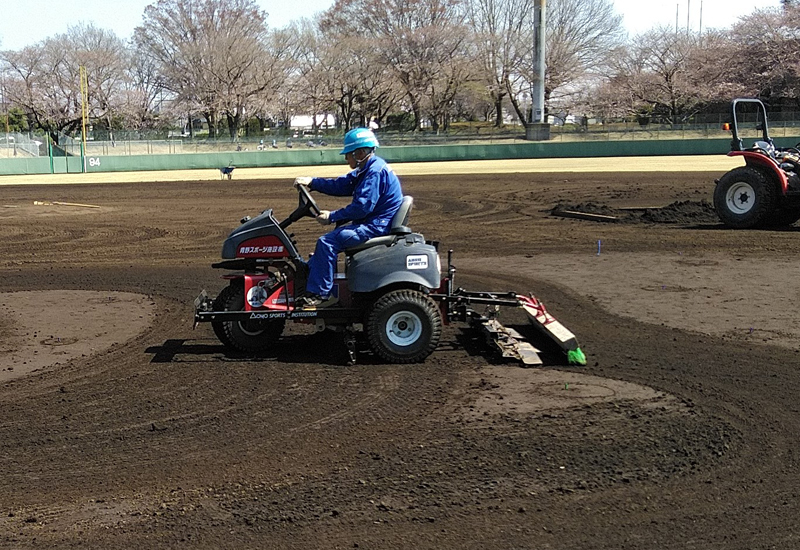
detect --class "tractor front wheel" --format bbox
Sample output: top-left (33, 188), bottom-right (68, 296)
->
top-left (713, 166), bottom-right (778, 229)
top-left (366, 289), bottom-right (442, 364)
top-left (211, 282), bottom-right (285, 353)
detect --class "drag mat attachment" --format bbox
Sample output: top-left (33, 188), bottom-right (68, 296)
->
top-left (475, 317), bottom-right (543, 366)
top-left (437, 250), bottom-right (585, 366)
top-left (434, 286), bottom-right (587, 366)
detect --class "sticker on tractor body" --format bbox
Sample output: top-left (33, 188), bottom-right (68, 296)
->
top-left (237, 235), bottom-right (287, 258)
top-left (246, 284), bottom-right (269, 308)
top-left (406, 254), bottom-right (429, 270)
top-left (244, 274), bottom-right (293, 311)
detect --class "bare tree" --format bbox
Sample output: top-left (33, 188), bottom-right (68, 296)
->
top-left (465, 0), bottom-right (534, 126)
top-left (1, 24), bottom-right (128, 143)
top-left (64, 24), bottom-right (128, 142)
top-left (504, 0), bottom-right (625, 122)
top-left (246, 27), bottom-right (297, 132)
top-left (118, 47), bottom-right (165, 133)
top-left (1, 45), bottom-right (62, 138)
top-left (724, 6), bottom-right (800, 104)
top-left (296, 19), bottom-right (401, 131)
top-left (135, 0), bottom-right (288, 140)
top-left (288, 19), bottom-right (336, 130)
top-left (322, 0), bottom-right (473, 131)
top-left (596, 26), bottom-right (731, 124)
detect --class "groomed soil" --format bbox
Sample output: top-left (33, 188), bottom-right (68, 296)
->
top-left (2, 170), bottom-right (800, 549)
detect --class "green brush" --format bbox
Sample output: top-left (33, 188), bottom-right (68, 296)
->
top-left (568, 348), bottom-right (586, 366)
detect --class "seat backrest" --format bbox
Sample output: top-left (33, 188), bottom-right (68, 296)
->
top-left (390, 196), bottom-right (413, 234)
top-left (344, 196), bottom-right (414, 256)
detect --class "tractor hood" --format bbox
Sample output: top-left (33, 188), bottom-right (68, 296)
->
top-left (221, 208), bottom-right (302, 260)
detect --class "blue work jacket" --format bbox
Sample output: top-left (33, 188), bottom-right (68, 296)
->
top-left (310, 155), bottom-right (403, 229)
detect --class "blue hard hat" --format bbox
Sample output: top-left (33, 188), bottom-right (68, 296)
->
top-left (340, 128), bottom-right (379, 155)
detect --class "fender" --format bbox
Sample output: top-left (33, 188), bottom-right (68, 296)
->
top-left (729, 150), bottom-right (789, 195)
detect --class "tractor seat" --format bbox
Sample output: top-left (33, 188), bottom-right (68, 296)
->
top-left (751, 140), bottom-right (776, 159)
top-left (344, 196), bottom-right (414, 255)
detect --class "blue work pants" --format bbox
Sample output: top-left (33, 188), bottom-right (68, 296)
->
top-left (306, 223), bottom-right (385, 297)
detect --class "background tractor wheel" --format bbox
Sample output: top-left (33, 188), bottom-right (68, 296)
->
top-left (713, 166), bottom-right (778, 229)
top-left (366, 289), bottom-right (442, 364)
top-left (211, 282), bottom-right (284, 353)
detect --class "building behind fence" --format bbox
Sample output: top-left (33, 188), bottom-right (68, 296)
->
top-left (0, 132), bottom-right (42, 158)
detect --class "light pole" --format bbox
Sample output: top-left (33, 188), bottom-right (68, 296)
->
top-left (687, 0), bottom-right (691, 32)
top-left (526, 0), bottom-right (550, 140)
top-left (531, 0), bottom-right (546, 123)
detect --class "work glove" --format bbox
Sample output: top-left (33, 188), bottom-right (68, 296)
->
top-left (293, 176), bottom-right (312, 189)
top-left (316, 210), bottom-right (332, 225)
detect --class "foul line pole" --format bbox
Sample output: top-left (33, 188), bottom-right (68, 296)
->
top-left (80, 66), bottom-right (88, 173)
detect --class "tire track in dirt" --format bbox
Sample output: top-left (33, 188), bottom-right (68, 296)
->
top-left (288, 372), bottom-right (401, 433)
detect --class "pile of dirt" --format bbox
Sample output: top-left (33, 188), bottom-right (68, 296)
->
top-left (638, 200), bottom-right (717, 224)
top-left (551, 200), bottom-right (718, 225)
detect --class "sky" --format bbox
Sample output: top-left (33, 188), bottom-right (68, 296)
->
top-left (0, 0), bottom-right (787, 51)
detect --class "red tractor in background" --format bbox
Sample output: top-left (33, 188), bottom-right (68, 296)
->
top-left (714, 98), bottom-right (800, 229)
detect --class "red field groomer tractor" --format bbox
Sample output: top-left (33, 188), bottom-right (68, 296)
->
top-left (714, 98), bottom-right (800, 229)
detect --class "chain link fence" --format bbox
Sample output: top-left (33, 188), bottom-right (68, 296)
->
top-left (30, 113), bottom-right (800, 157)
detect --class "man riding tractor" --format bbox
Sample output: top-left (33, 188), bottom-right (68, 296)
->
top-left (293, 128), bottom-right (404, 307)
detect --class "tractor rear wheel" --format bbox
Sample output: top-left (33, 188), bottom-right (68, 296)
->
top-left (366, 289), bottom-right (442, 364)
top-left (764, 208), bottom-right (800, 228)
top-left (211, 282), bottom-right (285, 353)
top-left (713, 166), bottom-right (778, 229)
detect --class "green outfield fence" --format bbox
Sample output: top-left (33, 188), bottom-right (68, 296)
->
top-left (2, 134), bottom-right (800, 176)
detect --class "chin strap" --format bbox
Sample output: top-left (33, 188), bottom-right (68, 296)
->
top-left (355, 149), bottom-right (374, 167)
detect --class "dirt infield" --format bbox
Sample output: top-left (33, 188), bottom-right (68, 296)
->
top-left (2, 163), bottom-right (800, 549)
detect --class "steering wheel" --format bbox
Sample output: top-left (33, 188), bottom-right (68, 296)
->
top-left (278, 183), bottom-right (323, 230)
top-left (297, 184), bottom-right (321, 218)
